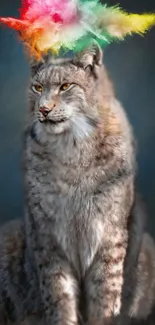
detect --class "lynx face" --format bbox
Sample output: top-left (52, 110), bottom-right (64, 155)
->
top-left (28, 46), bottom-right (103, 141)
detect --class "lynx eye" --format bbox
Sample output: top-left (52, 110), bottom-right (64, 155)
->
top-left (32, 84), bottom-right (43, 93)
top-left (60, 83), bottom-right (71, 91)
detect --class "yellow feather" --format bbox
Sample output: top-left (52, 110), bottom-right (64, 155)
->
top-left (97, 7), bottom-right (155, 38)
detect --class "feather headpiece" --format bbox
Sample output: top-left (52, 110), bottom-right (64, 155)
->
top-left (0, 0), bottom-right (155, 58)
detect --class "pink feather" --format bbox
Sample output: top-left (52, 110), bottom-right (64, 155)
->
top-left (20, 0), bottom-right (78, 23)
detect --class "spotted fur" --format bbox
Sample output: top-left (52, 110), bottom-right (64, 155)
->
top-left (0, 219), bottom-right (155, 324)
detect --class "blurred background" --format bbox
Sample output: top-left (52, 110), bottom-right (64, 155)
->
top-left (0, 0), bottom-right (155, 235)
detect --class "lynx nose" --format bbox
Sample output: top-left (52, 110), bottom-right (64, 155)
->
top-left (39, 106), bottom-right (51, 118)
top-left (39, 101), bottom-right (56, 118)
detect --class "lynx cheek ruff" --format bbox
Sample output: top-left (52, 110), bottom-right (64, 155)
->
top-left (0, 0), bottom-right (155, 58)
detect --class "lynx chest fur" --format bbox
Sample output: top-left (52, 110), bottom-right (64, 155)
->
top-left (24, 105), bottom-right (134, 278)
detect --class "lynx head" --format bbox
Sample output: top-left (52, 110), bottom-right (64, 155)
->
top-left (28, 43), bottom-right (104, 142)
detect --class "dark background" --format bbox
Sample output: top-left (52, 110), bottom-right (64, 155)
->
top-left (0, 0), bottom-right (155, 234)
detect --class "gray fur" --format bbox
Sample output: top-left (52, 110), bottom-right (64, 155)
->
top-left (0, 44), bottom-right (154, 324)
top-left (23, 44), bottom-right (140, 324)
top-left (0, 219), bottom-right (155, 324)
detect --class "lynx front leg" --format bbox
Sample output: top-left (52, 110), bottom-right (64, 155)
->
top-left (37, 252), bottom-right (79, 325)
top-left (84, 227), bottom-right (127, 325)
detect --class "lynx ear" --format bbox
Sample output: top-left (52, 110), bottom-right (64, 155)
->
top-left (29, 52), bottom-right (53, 76)
top-left (30, 57), bottom-right (44, 76)
top-left (74, 42), bottom-right (103, 76)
